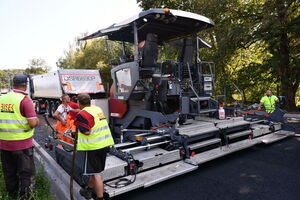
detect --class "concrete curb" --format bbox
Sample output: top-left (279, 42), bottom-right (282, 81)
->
top-left (33, 139), bottom-right (84, 200)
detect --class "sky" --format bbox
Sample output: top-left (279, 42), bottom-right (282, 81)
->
top-left (0, 0), bottom-right (141, 71)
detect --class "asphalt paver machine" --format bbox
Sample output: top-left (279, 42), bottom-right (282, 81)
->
top-left (53, 9), bottom-right (295, 198)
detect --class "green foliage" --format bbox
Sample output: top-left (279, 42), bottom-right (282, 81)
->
top-left (0, 162), bottom-right (53, 200)
top-left (0, 58), bottom-right (50, 90)
top-left (57, 37), bottom-right (123, 85)
top-left (0, 69), bottom-right (25, 89)
top-left (25, 58), bottom-right (51, 75)
top-left (137, 0), bottom-right (300, 110)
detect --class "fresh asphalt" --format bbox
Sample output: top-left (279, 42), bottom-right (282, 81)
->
top-left (113, 137), bottom-right (300, 200)
top-left (34, 116), bottom-right (300, 200)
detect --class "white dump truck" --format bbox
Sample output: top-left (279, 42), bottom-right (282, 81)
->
top-left (28, 69), bottom-right (108, 116)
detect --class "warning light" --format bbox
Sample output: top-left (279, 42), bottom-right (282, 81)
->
top-left (129, 163), bottom-right (135, 170)
top-left (191, 152), bottom-right (196, 157)
top-left (164, 8), bottom-right (170, 14)
top-left (180, 149), bottom-right (185, 155)
top-left (135, 136), bottom-right (143, 141)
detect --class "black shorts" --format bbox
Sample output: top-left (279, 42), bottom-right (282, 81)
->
top-left (83, 147), bottom-right (109, 175)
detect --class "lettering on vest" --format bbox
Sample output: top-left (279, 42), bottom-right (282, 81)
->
top-left (0, 103), bottom-right (15, 113)
top-left (97, 112), bottom-right (105, 120)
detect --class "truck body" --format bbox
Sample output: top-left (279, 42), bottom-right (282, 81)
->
top-left (28, 69), bottom-right (106, 116)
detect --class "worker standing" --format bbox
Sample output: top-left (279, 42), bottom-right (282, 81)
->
top-left (259, 90), bottom-right (279, 113)
top-left (53, 94), bottom-right (79, 144)
top-left (0, 74), bottom-right (39, 199)
top-left (76, 94), bottom-right (114, 200)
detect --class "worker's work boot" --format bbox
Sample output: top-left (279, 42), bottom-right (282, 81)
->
top-left (79, 187), bottom-right (94, 200)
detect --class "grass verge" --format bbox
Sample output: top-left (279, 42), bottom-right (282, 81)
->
top-left (0, 157), bottom-right (54, 200)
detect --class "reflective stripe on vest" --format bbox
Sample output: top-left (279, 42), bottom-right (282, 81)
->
top-left (0, 119), bottom-right (28, 124)
top-left (0, 128), bottom-right (32, 133)
top-left (90, 126), bottom-right (109, 134)
top-left (0, 92), bottom-right (34, 141)
top-left (77, 106), bottom-right (114, 151)
top-left (78, 134), bottom-right (112, 143)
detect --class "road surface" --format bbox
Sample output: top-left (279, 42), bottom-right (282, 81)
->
top-left (33, 115), bottom-right (300, 200)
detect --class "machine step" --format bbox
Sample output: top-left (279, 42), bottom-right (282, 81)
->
top-left (189, 139), bottom-right (258, 165)
top-left (260, 130), bottom-right (294, 144)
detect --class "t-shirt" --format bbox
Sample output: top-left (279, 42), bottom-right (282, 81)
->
top-left (0, 89), bottom-right (37, 151)
top-left (76, 110), bottom-right (95, 134)
top-left (56, 104), bottom-right (72, 122)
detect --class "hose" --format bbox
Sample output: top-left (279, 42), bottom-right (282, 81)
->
top-left (104, 153), bottom-right (138, 189)
top-left (70, 132), bottom-right (78, 200)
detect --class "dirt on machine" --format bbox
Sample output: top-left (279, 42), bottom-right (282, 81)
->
top-left (41, 9), bottom-right (296, 198)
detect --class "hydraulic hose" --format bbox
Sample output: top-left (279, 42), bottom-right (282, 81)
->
top-left (70, 133), bottom-right (78, 200)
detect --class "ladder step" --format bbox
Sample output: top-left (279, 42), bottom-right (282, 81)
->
top-left (189, 138), bottom-right (221, 150)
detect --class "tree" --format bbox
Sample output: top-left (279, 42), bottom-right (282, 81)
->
top-left (25, 58), bottom-right (51, 75)
top-left (137, 0), bottom-right (300, 110)
top-left (0, 69), bottom-right (26, 90)
top-left (253, 0), bottom-right (300, 110)
top-left (57, 37), bottom-right (123, 85)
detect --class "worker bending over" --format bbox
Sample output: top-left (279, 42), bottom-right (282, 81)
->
top-left (76, 94), bottom-right (114, 200)
top-left (0, 74), bottom-right (39, 199)
top-left (259, 90), bottom-right (279, 113)
top-left (53, 94), bottom-right (79, 144)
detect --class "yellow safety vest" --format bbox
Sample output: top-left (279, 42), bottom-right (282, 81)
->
top-left (260, 95), bottom-right (278, 113)
top-left (0, 92), bottom-right (34, 141)
top-left (77, 106), bottom-right (114, 151)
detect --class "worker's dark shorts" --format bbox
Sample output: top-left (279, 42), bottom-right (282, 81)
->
top-left (83, 147), bottom-right (109, 175)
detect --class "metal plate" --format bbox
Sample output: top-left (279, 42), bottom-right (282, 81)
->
top-left (105, 161), bottom-right (198, 197)
top-left (178, 121), bottom-right (218, 137)
top-left (251, 124), bottom-right (271, 137)
top-left (132, 148), bottom-right (180, 171)
top-left (216, 118), bottom-right (250, 129)
top-left (189, 139), bottom-right (259, 165)
top-left (102, 155), bottom-right (128, 181)
top-left (259, 130), bottom-right (294, 144)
